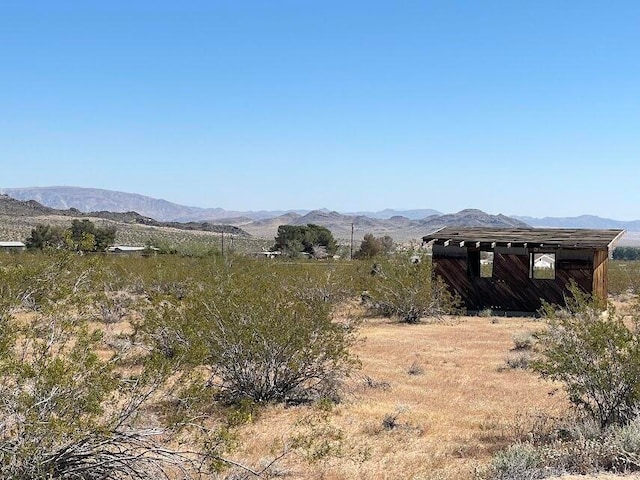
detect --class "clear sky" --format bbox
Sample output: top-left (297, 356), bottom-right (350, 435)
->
top-left (1, 1), bottom-right (639, 219)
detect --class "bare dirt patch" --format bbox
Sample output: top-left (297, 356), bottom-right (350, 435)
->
top-left (226, 315), bottom-right (566, 479)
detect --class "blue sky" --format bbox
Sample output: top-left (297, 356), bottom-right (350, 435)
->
top-left (1, 1), bottom-right (639, 219)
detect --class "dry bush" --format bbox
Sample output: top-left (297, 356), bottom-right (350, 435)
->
top-left (512, 331), bottom-right (536, 351)
top-left (535, 284), bottom-right (640, 429)
top-left (501, 352), bottom-right (532, 371)
top-left (0, 314), bottom-right (205, 479)
top-left (362, 253), bottom-right (461, 323)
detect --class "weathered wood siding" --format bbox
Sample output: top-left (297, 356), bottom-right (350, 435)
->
top-left (592, 249), bottom-right (609, 302)
top-left (432, 245), bottom-right (595, 312)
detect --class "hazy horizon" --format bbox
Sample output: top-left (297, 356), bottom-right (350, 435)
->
top-left (3, 185), bottom-right (640, 223)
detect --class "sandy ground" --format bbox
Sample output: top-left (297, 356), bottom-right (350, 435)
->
top-left (558, 476), bottom-right (640, 479)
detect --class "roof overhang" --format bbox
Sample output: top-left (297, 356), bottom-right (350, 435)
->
top-left (422, 227), bottom-right (626, 251)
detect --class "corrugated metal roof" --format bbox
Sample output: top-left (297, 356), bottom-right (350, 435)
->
top-left (422, 227), bottom-right (625, 250)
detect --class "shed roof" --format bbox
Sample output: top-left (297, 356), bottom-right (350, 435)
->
top-left (422, 227), bottom-right (625, 250)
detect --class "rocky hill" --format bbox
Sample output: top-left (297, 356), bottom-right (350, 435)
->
top-left (0, 195), bottom-right (248, 236)
top-left (237, 208), bottom-right (529, 241)
top-left (0, 187), bottom-right (237, 222)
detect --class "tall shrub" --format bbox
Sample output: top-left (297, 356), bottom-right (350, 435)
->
top-left (534, 285), bottom-right (640, 428)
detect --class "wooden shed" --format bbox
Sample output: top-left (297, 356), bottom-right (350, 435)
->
top-left (422, 227), bottom-right (625, 313)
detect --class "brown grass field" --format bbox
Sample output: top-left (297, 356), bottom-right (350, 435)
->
top-left (215, 311), bottom-right (568, 479)
top-left (214, 301), bottom-right (640, 480)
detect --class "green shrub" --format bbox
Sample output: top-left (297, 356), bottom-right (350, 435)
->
top-left (489, 443), bottom-right (546, 480)
top-left (534, 284), bottom-right (640, 428)
top-left (0, 314), bottom-right (201, 478)
top-left (147, 263), bottom-right (359, 404)
top-left (362, 253), bottom-right (461, 323)
top-left (486, 414), bottom-right (640, 478)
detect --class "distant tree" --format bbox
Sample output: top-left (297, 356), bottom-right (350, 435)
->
top-left (613, 247), bottom-right (640, 261)
top-left (273, 224), bottom-right (337, 257)
top-left (304, 224), bottom-right (337, 256)
top-left (66, 219), bottom-right (116, 252)
top-left (354, 234), bottom-right (394, 259)
top-left (25, 224), bottom-right (65, 250)
top-left (95, 225), bottom-right (117, 251)
top-left (274, 225), bottom-right (306, 257)
top-left (27, 219), bottom-right (116, 253)
top-left (355, 234), bottom-right (382, 259)
top-left (380, 235), bottom-right (394, 254)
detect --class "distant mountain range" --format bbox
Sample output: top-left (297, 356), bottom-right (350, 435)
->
top-left (0, 187), bottom-right (528, 241)
top-left (514, 215), bottom-right (640, 231)
top-left (235, 208), bottom-right (528, 240)
top-left (0, 187), bottom-right (441, 222)
top-left (2, 186), bottom-right (639, 243)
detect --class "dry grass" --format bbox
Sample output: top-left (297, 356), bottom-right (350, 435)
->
top-left (558, 476), bottom-right (640, 479)
top-left (224, 315), bottom-right (566, 480)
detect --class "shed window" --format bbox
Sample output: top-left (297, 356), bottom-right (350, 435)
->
top-left (468, 250), bottom-right (494, 278)
top-left (480, 251), bottom-right (494, 278)
top-left (530, 253), bottom-right (556, 279)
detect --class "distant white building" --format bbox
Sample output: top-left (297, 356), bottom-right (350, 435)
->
top-left (107, 245), bottom-right (158, 254)
top-left (534, 253), bottom-right (555, 269)
top-left (255, 251), bottom-right (281, 259)
top-left (0, 241), bottom-right (26, 251)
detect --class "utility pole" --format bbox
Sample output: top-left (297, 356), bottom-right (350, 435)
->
top-left (221, 230), bottom-right (225, 259)
top-left (350, 223), bottom-right (354, 260)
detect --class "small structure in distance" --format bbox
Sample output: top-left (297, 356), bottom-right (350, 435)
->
top-left (422, 227), bottom-right (625, 314)
top-left (107, 245), bottom-right (158, 254)
top-left (0, 241), bottom-right (26, 251)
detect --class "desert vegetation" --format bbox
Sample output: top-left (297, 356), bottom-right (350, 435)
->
top-left (272, 224), bottom-right (338, 258)
top-left (353, 233), bottom-right (394, 259)
top-left (1, 246), bottom-right (640, 479)
top-left (482, 284), bottom-right (640, 480)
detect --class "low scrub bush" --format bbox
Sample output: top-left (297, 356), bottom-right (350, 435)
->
top-left (362, 375), bottom-right (391, 391)
top-left (0, 313), bottom-right (203, 479)
top-left (512, 331), bottom-right (536, 351)
top-left (485, 414), bottom-right (640, 479)
top-left (502, 352), bottom-right (532, 371)
top-left (361, 253), bottom-right (461, 323)
top-left (147, 264), bottom-right (359, 404)
top-left (534, 284), bottom-right (640, 429)
top-left (407, 360), bottom-right (425, 375)
top-left (488, 443), bottom-right (548, 480)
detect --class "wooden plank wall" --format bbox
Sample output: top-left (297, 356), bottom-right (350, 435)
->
top-left (592, 249), bottom-right (609, 302)
top-left (432, 246), bottom-right (595, 312)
